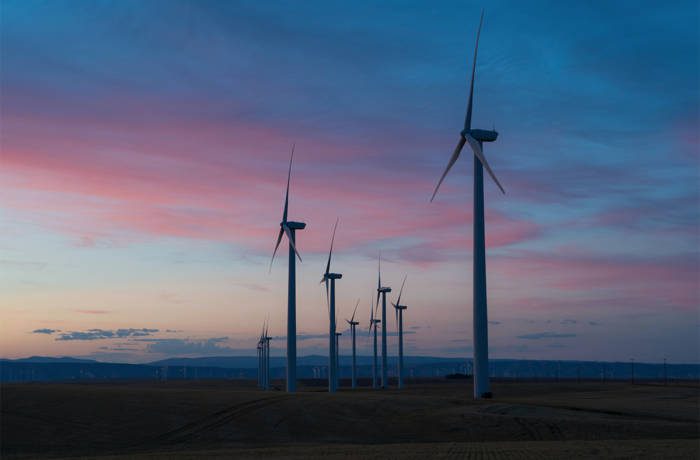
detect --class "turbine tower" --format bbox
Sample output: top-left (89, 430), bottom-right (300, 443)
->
top-left (346, 299), bottom-right (360, 389)
top-left (256, 339), bottom-right (262, 388)
top-left (430, 10), bottom-right (505, 399)
top-left (392, 276), bottom-right (408, 390)
top-left (335, 329), bottom-right (342, 389)
top-left (375, 255), bottom-right (391, 389)
top-left (321, 218), bottom-right (341, 393)
top-left (270, 144), bottom-right (306, 393)
top-left (368, 298), bottom-right (380, 389)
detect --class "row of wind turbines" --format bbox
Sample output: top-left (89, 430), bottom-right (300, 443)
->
top-left (262, 207), bottom-right (412, 393)
top-left (260, 11), bottom-right (504, 399)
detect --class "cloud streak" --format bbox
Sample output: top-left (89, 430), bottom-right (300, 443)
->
top-left (56, 328), bottom-right (159, 341)
top-left (517, 332), bottom-right (577, 340)
top-left (32, 328), bottom-right (57, 335)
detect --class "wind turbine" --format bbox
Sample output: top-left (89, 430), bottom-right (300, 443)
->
top-left (346, 299), bottom-right (360, 389)
top-left (375, 255), bottom-right (391, 389)
top-left (264, 322), bottom-right (272, 390)
top-left (257, 323), bottom-right (266, 389)
top-left (270, 144), bottom-right (306, 393)
top-left (430, 10), bottom-right (504, 399)
top-left (392, 276), bottom-right (408, 390)
top-left (368, 298), bottom-right (380, 389)
top-left (321, 218), bottom-right (341, 393)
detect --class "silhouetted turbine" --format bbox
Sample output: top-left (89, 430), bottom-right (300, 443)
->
top-left (392, 275), bottom-right (408, 390)
top-left (375, 254), bottom-right (391, 389)
top-left (346, 299), bottom-right (360, 389)
top-left (368, 298), bottom-right (381, 389)
top-left (321, 218), bottom-right (341, 393)
top-left (430, 10), bottom-right (505, 399)
top-left (270, 144), bottom-right (306, 393)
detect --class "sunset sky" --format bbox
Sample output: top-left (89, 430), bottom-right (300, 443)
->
top-left (1, 0), bottom-right (698, 364)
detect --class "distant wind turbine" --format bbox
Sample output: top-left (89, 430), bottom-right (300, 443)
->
top-left (257, 322), bottom-right (267, 389)
top-left (392, 275), bottom-right (408, 390)
top-left (368, 298), bottom-right (380, 389)
top-left (270, 144), bottom-right (306, 393)
top-left (430, 10), bottom-right (504, 399)
top-left (375, 254), bottom-right (391, 389)
top-left (321, 218), bottom-right (341, 393)
top-left (263, 322), bottom-right (271, 390)
top-left (346, 299), bottom-right (360, 389)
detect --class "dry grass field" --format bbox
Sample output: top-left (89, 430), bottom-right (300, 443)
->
top-left (2, 380), bottom-right (698, 459)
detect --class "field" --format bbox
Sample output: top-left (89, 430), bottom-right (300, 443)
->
top-left (2, 380), bottom-right (698, 459)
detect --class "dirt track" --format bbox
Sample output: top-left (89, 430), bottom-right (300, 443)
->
top-left (2, 380), bottom-right (698, 459)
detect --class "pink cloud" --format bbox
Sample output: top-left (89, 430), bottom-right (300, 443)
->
top-left (493, 249), bottom-right (698, 311)
top-left (2, 107), bottom-right (538, 257)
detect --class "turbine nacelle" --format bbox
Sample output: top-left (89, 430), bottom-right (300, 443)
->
top-left (462, 128), bottom-right (498, 143)
top-left (378, 287), bottom-right (392, 293)
top-left (322, 272), bottom-right (342, 281)
top-left (283, 221), bottom-right (306, 230)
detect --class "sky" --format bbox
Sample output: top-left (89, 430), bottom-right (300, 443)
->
top-left (1, 0), bottom-right (698, 364)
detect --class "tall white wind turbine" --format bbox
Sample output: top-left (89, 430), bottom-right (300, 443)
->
top-left (345, 299), bottom-right (360, 389)
top-left (430, 10), bottom-right (505, 399)
top-left (392, 276), bottom-right (408, 390)
top-left (321, 218), bottom-right (341, 393)
top-left (375, 255), bottom-right (391, 389)
top-left (270, 144), bottom-right (306, 393)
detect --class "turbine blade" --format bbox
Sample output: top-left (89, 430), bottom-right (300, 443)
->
top-left (282, 144), bottom-right (294, 223)
top-left (325, 278), bottom-right (330, 317)
top-left (464, 9), bottom-right (484, 131)
top-left (351, 298), bottom-right (360, 322)
top-left (430, 137), bottom-right (467, 202)
top-left (269, 227), bottom-right (284, 271)
top-left (465, 133), bottom-right (505, 194)
top-left (283, 224), bottom-right (302, 262)
top-left (375, 253), bottom-right (382, 312)
top-left (324, 217), bottom-right (339, 276)
top-left (396, 275), bottom-right (407, 307)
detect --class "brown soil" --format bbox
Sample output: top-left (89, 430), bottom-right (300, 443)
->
top-left (2, 380), bottom-right (698, 459)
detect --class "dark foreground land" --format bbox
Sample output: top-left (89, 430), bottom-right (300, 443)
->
top-left (2, 380), bottom-right (698, 459)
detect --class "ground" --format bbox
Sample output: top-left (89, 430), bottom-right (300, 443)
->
top-left (1, 380), bottom-right (698, 459)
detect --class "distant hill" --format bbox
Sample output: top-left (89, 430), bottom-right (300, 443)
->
top-left (148, 355), bottom-right (467, 369)
top-left (1, 355), bottom-right (698, 383)
top-left (3, 356), bottom-right (98, 364)
top-left (149, 356), bottom-right (262, 369)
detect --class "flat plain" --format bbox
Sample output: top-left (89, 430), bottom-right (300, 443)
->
top-left (2, 380), bottom-right (698, 459)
